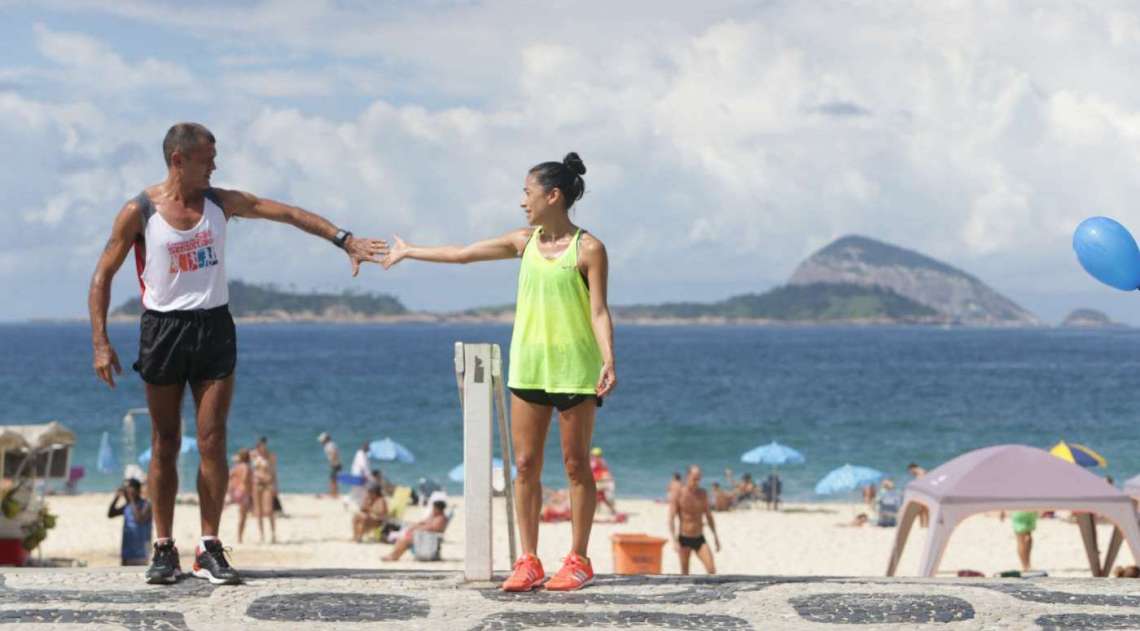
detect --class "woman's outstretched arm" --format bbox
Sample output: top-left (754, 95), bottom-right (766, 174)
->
top-left (384, 228), bottom-right (532, 268)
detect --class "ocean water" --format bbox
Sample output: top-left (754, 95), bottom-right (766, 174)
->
top-left (2, 322), bottom-right (1139, 501)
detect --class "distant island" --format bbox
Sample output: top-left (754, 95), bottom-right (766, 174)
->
top-left (109, 235), bottom-right (1048, 326)
top-left (1060, 309), bottom-right (1128, 329)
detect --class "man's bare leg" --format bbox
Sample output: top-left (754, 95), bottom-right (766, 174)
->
top-left (678, 546), bottom-right (692, 575)
top-left (145, 382), bottom-right (186, 540)
top-left (190, 375), bottom-right (234, 537)
top-left (559, 401), bottom-right (597, 559)
top-left (695, 543), bottom-right (717, 575)
top-left (510, 395), bottom-right (554, 556)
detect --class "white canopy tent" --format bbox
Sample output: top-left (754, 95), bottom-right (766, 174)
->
top-left (886, 444), bottom-right (1140, 577)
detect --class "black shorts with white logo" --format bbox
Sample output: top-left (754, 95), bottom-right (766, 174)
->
top-left (509, 388), bottom-right (602, 412)
top-left (133, 305), bottom-right (237, 385)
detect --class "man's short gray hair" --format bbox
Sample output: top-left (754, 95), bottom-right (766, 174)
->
top-left (163, 122), bottom-right (215, 167)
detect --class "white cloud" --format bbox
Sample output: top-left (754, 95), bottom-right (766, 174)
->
top-left (6, 1), bottom-right (1140, 321)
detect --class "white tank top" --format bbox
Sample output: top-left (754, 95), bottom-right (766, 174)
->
top-left (133, 189), bottom-right (229, 312)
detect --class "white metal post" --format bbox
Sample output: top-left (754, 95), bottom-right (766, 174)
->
top-left (461, 343), bottom-right (494, 581)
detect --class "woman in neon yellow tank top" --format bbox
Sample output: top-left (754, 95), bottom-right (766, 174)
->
top-left (384, 153), bottom-right (615, 592)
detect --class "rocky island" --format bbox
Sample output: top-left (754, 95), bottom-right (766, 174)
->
top-left (1060, 308), bottom-right (1127, 328)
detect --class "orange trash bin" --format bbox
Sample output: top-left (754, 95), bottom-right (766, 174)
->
top-left (611, 533), bottom-right (667, 575)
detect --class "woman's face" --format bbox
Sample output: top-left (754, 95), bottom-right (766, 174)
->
top-left (520, 173), bottom-right (562, 225)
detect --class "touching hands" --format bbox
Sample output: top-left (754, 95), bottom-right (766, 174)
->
top-left (344, 236), bottom-right (390, 276)
top-left (93, 342), bottom-right (122, 388)
top-left (382, 235), bottom-right (409, 270)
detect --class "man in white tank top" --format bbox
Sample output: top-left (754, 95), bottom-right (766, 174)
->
top-left (87, 122), bottom-right (388, 586)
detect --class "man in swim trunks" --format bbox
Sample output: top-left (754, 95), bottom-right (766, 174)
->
top-left (88, 122), bottom-right (387, 585)
top-left (319, 432), bottom-right (342, 498)
top-left (668, 464), bottom-right (721, 575)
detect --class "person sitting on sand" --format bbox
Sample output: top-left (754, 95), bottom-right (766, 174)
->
top-left (733, 473), bottom-right (757, 504)
top-left (352, 485), bottom-right (388, 543)
top-left (710, 482), bottom-right (734, 512)
top-left (862, 483), bottom-right (876, 507)
top-left (838, 513), bottom-right (869, 527)
top-left (668, 465), bottom-right (721, 575)
top-left (541, 487), bottom-right (572, 522)
top-left (382, 500), bottom-right (449, 561)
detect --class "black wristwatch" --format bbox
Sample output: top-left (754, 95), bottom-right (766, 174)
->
top-left (333, 229), bottom-right (353, 249)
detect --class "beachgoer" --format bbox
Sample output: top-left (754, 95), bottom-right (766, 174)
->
top-left (319, 432), bottom-right (342, 498)
top-left (252, 438), bottom-right (278, 544)
top-left (382, 499), bottom-right (449, 561)
top-left (590, 447), bottom-right (617, 515)
top-left (541, 487), bottom-right (573, 523)
top-left (88, 122), bottom-right (387, 585)
top-left (108, 478), bottom-right (152, 566)
top-left (667, 472), bottom-right (683, 502)
top-left (668, 465), bottom-right (721, 575)
top-left (838, 513), bottom-right (869, 527)
top-left (383, 153), bottom-right (615, 592)
top-left (734, 473), bottom-right (757, 504)
top-left (862, 483), bottom-right (876, 507)
top-left (351, 443), bottom-right (374, 484)
top-left (225, 449), bottom-right (253, 543)
top-left (353, 485), bottom-right (388, 542)
top-left (907, 463), bottom-right (929, 527)
top-left (762, 473), bottom-right (782, 510)
top-left (1004, 510), bottom-right (1037, 571)
top-left (710, 482), bottom-right (734, 512)
top-left (875, 479), bottom-right (901, 527)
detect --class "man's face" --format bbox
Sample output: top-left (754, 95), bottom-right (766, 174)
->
top-left (687, 467), bottom-right (702, 486)
top-left (174, 142), bottom-right (216, 190)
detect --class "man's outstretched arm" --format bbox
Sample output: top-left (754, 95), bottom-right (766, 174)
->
top-left (88, 201), bottom-right (143, 388)
top-left (216, 189), bottom-right (388, 276)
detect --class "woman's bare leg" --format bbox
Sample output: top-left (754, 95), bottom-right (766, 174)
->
top-left (511, 395), bottom-right (554, 556)
top-left (558, 400), bottom-right (597, 558)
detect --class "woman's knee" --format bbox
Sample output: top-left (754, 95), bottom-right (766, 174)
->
top-left (514, 452), bottom-right (544, 480)
top-left (562, 455), bottom-right (592, 484)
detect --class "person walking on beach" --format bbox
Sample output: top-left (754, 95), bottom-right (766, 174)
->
top-left (383, 153), bottom-right (616, 591)
top-left (252, 438), bottom-right (278, 544)
top-left (225, 449), bottom-right (253, 543)
top-left (108, 478), bottom-right (152, 566)
top-left (590, 447), bottom-right (617, 515)
top-left (319, 432), bottom-right (342, 498)
top-left (907, 463), bottom-right (929, 527)
top-left (1002, 510), bottom-right (1037, 572)
top-left (668, 465), bottom-right (721, 575)
top-left (88, 122), bottom-right (388, 585)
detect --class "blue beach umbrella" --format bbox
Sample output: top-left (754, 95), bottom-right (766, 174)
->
top-left (814, 464), bottom-right (884, 495)
top-left (449, 458), bottom-right (515, 483)
top-left (137, 437), bottom-right (198, 466)
top-left (368, 437), bottom-right (415, 464)
top-left (741, 441), bottom-right (805, 466)
top-left (96, 431), bottom-right (118, 474)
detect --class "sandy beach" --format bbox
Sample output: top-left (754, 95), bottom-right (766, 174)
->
top-left (31, 492), bottom-right (1135, 578)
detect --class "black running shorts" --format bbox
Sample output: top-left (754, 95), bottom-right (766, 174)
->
top-left (133, 305), bottom-right (237, 385)
top-left (509, 388), bottom-right (602, 412)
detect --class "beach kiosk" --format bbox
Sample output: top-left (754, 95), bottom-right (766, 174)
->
top-left (0, 421), bottom-right (74, 565)
top-left (887, 444), bottom-right (1140, 577)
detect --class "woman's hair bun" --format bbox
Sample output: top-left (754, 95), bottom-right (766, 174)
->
top-left (562, 152), bottom-right (587, 176)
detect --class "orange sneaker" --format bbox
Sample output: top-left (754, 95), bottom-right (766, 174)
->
top-left (501, 553), bottom-right (545, 592)
top-left (544, 552), bottom-right (594, 591)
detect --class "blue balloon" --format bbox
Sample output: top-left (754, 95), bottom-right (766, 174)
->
top-left (1073, 217), bottom-right (1140, 291)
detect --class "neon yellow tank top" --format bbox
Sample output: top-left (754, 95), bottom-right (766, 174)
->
top-left (507, 228), bottom-right (603, 394)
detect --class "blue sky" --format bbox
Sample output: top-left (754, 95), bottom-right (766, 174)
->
top-left (4, 1), bottom-right (1140, 323)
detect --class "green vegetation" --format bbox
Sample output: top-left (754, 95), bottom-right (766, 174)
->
top-left (112, 280), bottom-right (407, 317)
top-left (616, 283), bottom-right (938, 321)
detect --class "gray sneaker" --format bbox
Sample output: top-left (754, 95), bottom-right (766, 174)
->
top-left (144, 541), bottom-right (182, 585)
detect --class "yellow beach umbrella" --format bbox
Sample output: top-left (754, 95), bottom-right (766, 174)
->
top-left (1049, 441), bottom-right (1107, 468)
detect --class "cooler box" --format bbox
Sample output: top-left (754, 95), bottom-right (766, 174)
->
top-left (611, 533), bottom-right (666, 575)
